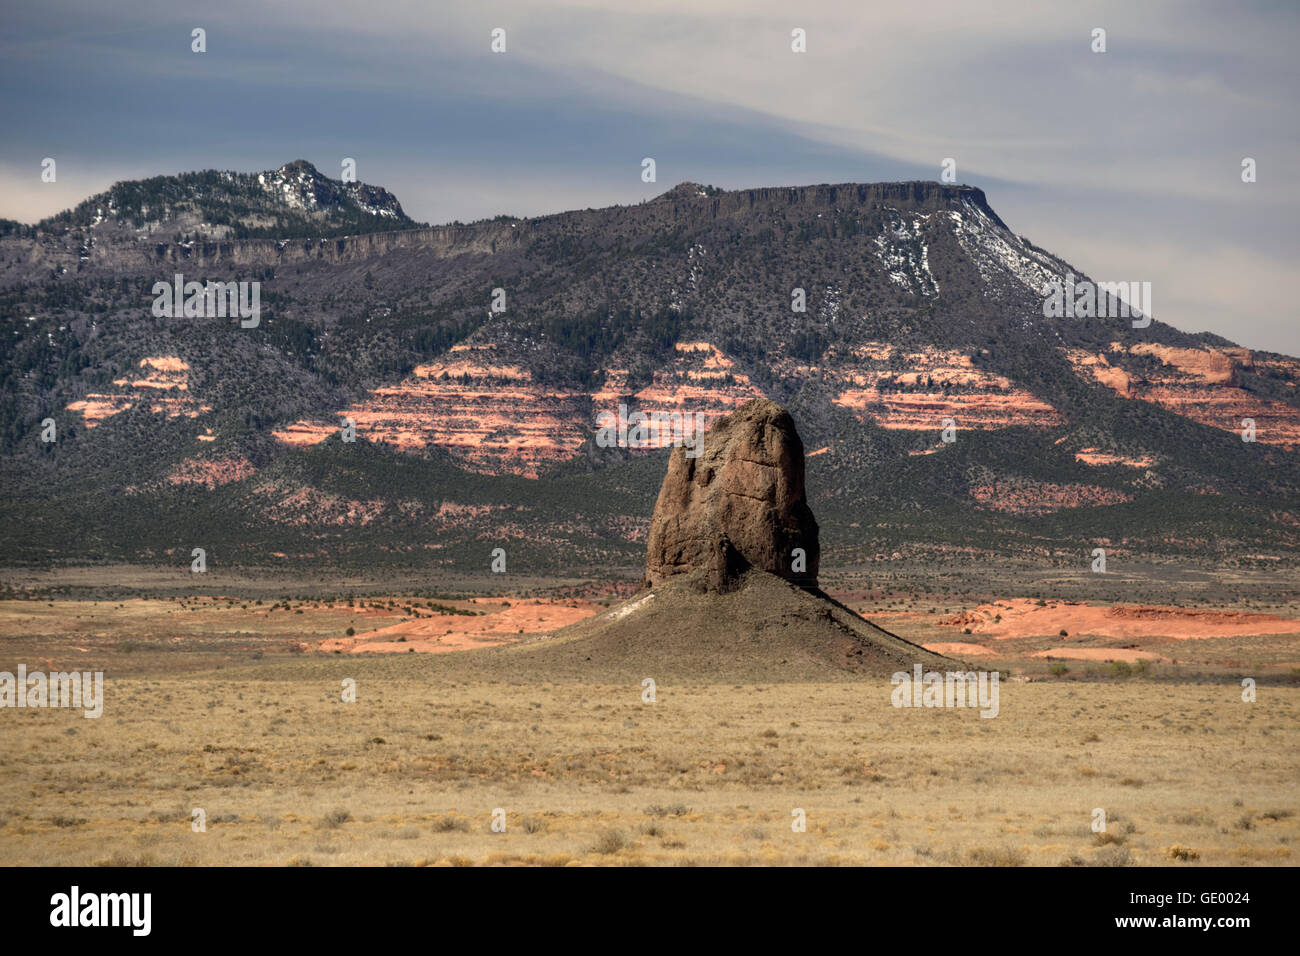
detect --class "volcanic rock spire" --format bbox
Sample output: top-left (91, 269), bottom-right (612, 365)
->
top-left (644, 399), bottom-right (820, 592)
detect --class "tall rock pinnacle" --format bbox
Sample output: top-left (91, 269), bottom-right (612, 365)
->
top-left (644, 399), bottom-right (820, 592)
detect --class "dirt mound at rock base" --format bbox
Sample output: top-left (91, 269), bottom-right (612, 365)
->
top-left (518, 569), bottom-right (958, 681)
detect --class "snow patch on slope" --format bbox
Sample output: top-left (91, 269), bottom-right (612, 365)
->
top-left (873, 213), bottom-right (938, 296)
top-left (949, 197), bottom-right (1065, 296)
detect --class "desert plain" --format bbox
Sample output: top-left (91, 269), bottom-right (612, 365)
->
top-left (0, 559), bottom-right (1296, 867)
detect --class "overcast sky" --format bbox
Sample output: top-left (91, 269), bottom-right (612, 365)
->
top-left (1, 0), bottom-right (1296, 353)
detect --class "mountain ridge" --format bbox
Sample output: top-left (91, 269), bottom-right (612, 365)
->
top-left (2, 162), bottom-right (1298, 570)
top-left (5, 173), bottom-right (1021, 269)
top-left (7, 160), bottom-right (420, 241)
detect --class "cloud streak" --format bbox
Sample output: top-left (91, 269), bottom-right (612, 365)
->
top-left (1, 0), bottom-right (1295, 351)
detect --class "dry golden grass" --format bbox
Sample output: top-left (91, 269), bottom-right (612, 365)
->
top-left (2, 564), bottom-right (1295, 866)
top-left (1, 663), bottom-right (1295, 866)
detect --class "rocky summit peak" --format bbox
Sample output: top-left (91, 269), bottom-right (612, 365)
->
top-left (656, 181), bottom-right (718, 201)
top-left (36, 159), bottom-right (419, 240)
top-left (278, 159), bottom-right (320, 176)
top-left (644, 398), bottom-right (820, 593)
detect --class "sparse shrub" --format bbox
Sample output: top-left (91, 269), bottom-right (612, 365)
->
top-left (1050, 663), bottom-right (1070, 677)
top-left (321, 808), bottom-right (351, 828)
top-left (588, 828), bottom-right (630, 855)
top-left (967, 844), bottom-right (1025, 867)
top-left (433, 816), bottom-right (470, 833)
top-left (1092, 845), bottom-right (1131, 867)
top-left (1165, 844), bottom-right (1199, 861)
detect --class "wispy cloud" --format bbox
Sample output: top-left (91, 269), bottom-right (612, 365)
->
top-left (1, 0), bottom-right (1295, 351)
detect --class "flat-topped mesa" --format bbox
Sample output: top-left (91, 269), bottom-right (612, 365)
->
top-left (651, 180), bottom-right (1002, 225)
top-left (644, 398), bottom-right (820, 593)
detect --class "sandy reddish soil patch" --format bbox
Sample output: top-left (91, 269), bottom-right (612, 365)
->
top-left (1074, 448), bottom-right (1157, 468)
top-left (939, 599), bottom-right (1300, 641)
top-left (317, 598), bottom-right (600, 654)
top-left (921, 641), bottom-right (996, 657)
top-left (1031, 647), bottom-right (1168, 663)
top-left (270, 422), bottom-right (336, 447)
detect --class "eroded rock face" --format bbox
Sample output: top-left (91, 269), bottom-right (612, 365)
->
top-left (65, 356), bottom-right (207, 428)
top-left (830, 342), bottom-right (1061, 430)
top-left (644, 398), bottom-right (819, 592)
top-left (1062, 344), bottom-right (1300, 448)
